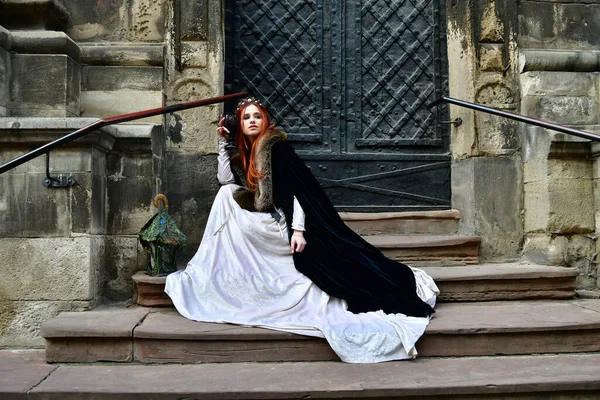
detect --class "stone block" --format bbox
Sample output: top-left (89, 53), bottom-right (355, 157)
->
top-left (556, 3), bottom-right (600, 49)
top-left (0, 47), bottom-right (9, 116)
top-left (452, 156), bottom-right (523, 261)
top-left (524, 233), bottom-right (595, 269)
top-left (548, 178), bottom-right (595, 234)
top-left (0, 350), bottom-right (56, 399)
top-left (520, 71), bottom-right (597, 97)
top-left (548, 158), bottom-right (593, 180)
top-left (0, 300), bottom-right (92, 347)
top-left (79, 44), bottom-right (164, 67)
top-left (522, 95), bottom-right (598, 125)
top-left (180, 0), bottom-right (209, 41)
top-left (71, 171), bottom-right (107, 235)
top-left (42, 307), bottom-right (149, 338)
top-left (0, 236), bottom-right (105, 301)
top-left (10, 54), bottom-right (80, 117)
top-left (523, 180), bottom-right (550, 233)
top-left (476, 112), bottom-right (519, 154)
top-left (479, 0), bottom-right (504, 43)
top-left (522, 125), bottom-right (592, 165)
top-left (521, 3), bottom-right (600, 50)
top-left (10, 30), bottom-right (81, 62)
top-left (523, 158), bottom-right (547, 184)
top-left (105, 236), bottom-right (146, 301)
top-left (65, 0), bottom-right (167, 42)
top-left (181, 41), bottom-right (209, 68)
top-left (164, 153), bottom-right (220, 259)
top-left (519, 49), bottom-right (600, 73)
top-left (0, 144), bottom-right (109, 236)
top-left (80, 90), bottom-right (162, 123)
top-left (42, 307), bottom-right (149, 362)
top-left (479, 44), bottom-right (504, 71)
top-left (519, 2), bottom-right (555, 47)
top-left (0, 172), bottom-right (71, 237)
top-left (82, 66), bottom-right (163, 91)
top-left (525, 171), bottom-right (594, 235)
top-left (129, 0), bottom-right (168, 42)
top-left (107, 177), bottom-right (155, 235)
top-left (166, 75), bottom-right (221, 152)
top-left (66, 2), bottom-right (125, 42)
top-left (107, 152), bottom-right (154, 180)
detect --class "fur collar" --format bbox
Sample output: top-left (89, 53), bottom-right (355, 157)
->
top-left (233, 129), bottom-right (287, 211)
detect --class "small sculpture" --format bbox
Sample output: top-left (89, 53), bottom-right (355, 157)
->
top-left (139, 194), bottom-right (187, 276)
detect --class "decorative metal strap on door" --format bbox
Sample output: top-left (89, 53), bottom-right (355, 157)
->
top-left (226, 0), bottom-right (450, 211)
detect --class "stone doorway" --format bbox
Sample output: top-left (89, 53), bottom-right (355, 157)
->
top-left (225, 0), bottom-right (450, 211)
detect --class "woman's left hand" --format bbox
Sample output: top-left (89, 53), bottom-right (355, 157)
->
top-left (291, 231), bottom-right (306, 253)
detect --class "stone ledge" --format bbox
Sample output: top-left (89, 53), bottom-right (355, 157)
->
top-left (0, 26), bottom-right (11, 50)
top-left (340, 210), bottom-right (460, 235)
top-left (520, 49), bottom-right (600, 72)
top-left (19, 354), bottom-right (600, 399)
top-left (0, 118), bottom-right (159, 153)
top-left (80, 44), bottom-right (164, 67)
top-left (42, 299), bottom-right (600, 363)
top-left (42, 307), bottom-right (149, 338)
top-left (132, 264), bottom-right (578, 307)
top-left (365, 235), bottom-right (481, 248)
top-left (427, 263), bottom-right (578, 281)
top-left (366, 235), bottom-right (481, 265)
top-left (340, 210), bottom-right (461, 221)
top-left (10, 30), bottom-right (81, 62)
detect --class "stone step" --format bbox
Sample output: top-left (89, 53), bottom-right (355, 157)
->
top-left (5, 349), bottom-right (600, 399)
top-left (42, 299), bottom-right (600, 364)
top-left (132, 263), bottom-right (577, 307)
top-left (365, 234), bottom-right (481, 265)
top-left (340, 210), bottom-right (460, 235)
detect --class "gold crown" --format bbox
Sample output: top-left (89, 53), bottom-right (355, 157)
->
top-left (236, 96), bottom-right (264, 111)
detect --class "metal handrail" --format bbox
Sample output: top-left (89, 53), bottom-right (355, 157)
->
top-left (429, 96), bottom-right (600, 143)
top-left (0, 92), bottom-right (248, 175)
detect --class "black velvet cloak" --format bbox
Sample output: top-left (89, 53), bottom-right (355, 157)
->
top-left (270, 141), bottom-right (435, 318)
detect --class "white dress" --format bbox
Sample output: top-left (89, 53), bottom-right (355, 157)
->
top-left (165, 181), bottom-right (439, 363)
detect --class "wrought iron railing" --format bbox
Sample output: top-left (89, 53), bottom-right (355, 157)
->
top-left (429, 96), bottom-right (600, 143)
top-left (3, 93), bottom-right (598, 183)
top-left (0, 92), bottom-right (248, 181)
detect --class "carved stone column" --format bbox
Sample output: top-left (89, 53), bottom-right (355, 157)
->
top-left (163, 0), bottom-right (224, 258)
top-left (447, 0), bottom-right (523, 261)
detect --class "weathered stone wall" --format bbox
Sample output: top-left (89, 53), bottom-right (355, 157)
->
top-left (0, 0), bottom-right (170, 346)
top-left (0, 119), bottom-right (112, 346)
top-left (162, 0), bottom-right (223, 260)
top-left (519, 0), bottom-right (600, 294)
top-left (61, 0), bottom-right (170, 300)
top-left (447, 0), bottom-right (523, 261)
top-left (66, 0), bottom-right (167, 43)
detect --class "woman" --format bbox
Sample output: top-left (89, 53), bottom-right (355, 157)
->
top-left (165, 98), bottom-right (439, 363)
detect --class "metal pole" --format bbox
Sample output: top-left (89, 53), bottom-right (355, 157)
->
top-left (429, 96), bottom-right (600, 143)
top-left (0, 92), bottom-right (248, 175)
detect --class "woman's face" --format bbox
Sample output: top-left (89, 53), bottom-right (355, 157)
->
top-left (241, 104), bottom-right (263, 138)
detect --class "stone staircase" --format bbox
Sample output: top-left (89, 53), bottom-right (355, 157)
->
top-left (32, 210), bottom-right (600, 399)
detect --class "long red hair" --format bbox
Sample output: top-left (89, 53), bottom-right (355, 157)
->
top-left (235, 103), bottom-right (274, 191)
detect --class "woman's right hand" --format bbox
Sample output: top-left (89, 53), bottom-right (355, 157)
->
top-left (217, 116), bottom-right (230, 140)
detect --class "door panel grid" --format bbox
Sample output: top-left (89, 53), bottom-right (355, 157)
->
top-left (225, 0), bottom-right (450, 211)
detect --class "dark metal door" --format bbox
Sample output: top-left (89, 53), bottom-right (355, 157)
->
top-left (225, 0), bottom-right (450, 211)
